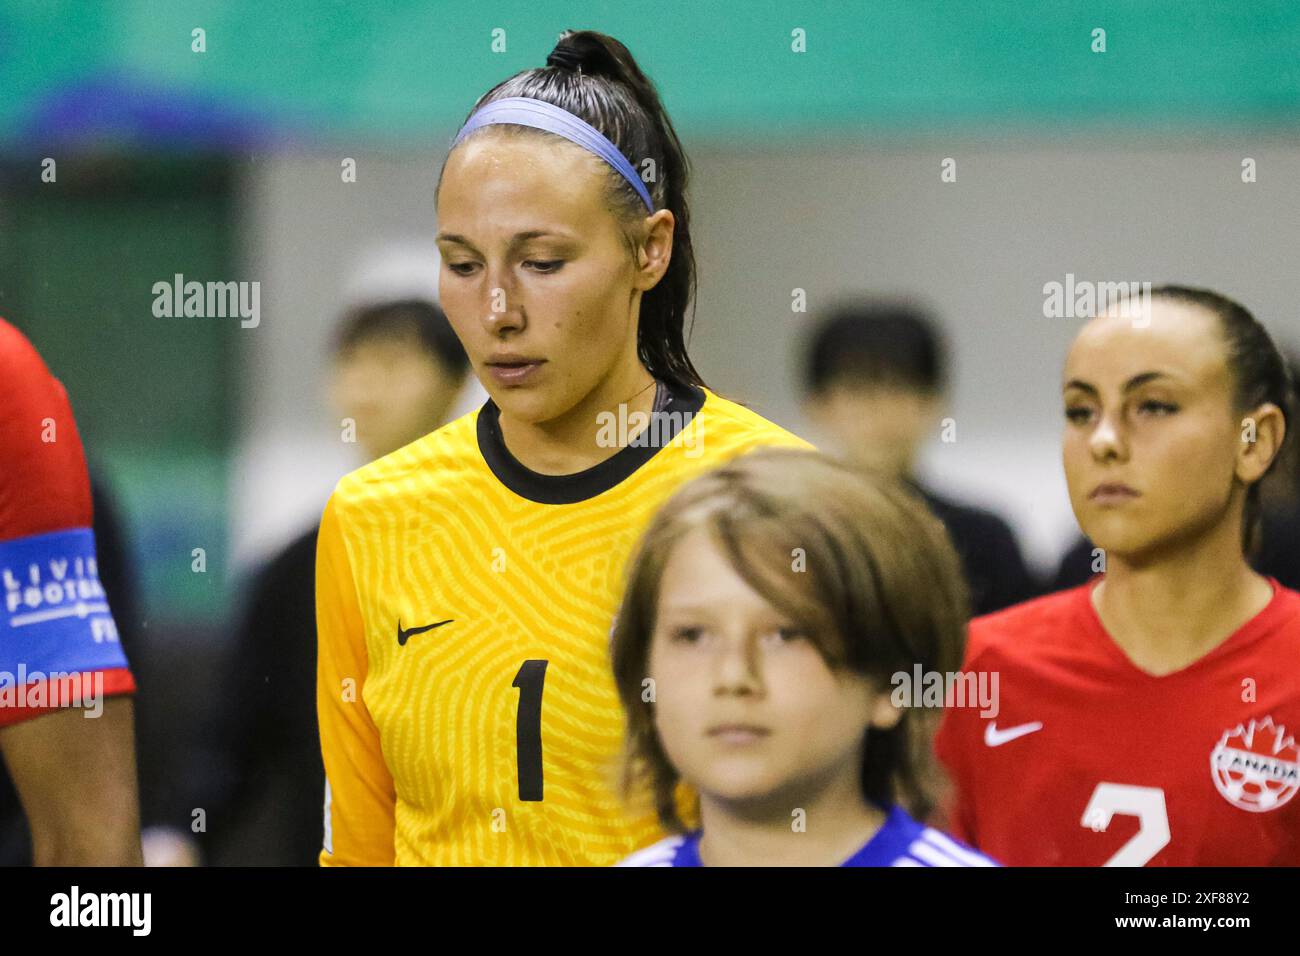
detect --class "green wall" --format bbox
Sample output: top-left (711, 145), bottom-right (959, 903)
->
top-left (0, 158), bottom-right (236, 618)
top-left (2, 1), bottom-right (1297, 148)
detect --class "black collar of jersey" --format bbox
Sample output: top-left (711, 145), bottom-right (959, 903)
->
top-left (476, 380), bottom-right (707, 505)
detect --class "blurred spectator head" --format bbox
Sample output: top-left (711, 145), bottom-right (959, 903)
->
top-left (330, 298), bottom-right (470, 461)
top-left (801, 300), bottom-right (946, 478)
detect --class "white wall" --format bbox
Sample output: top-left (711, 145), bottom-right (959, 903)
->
top-left (229, 155), bottom-right (486, 569)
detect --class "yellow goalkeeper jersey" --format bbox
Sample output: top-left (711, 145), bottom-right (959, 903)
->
top-left (316, 381), bottom-right (810, 866)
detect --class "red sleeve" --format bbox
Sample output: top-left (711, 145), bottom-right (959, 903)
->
top-left (933, 624), bottom-right (995, 844)
top-left (0, 318), bottom-right (93, 538)
top-left (0, 669), bottom-right (137, 728)
top-left (933, 706), bottom-right (976, 843)
top-left (0, 318), bottom-right (135, 726)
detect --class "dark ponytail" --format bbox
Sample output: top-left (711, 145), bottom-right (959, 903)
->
top-left (446, 29), bottom-right (705, 392)
top-left (1150, 285), bottom-right (1295, 555)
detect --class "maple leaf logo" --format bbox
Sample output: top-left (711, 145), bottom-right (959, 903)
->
top-left (1210, 716), bottom-right (1300, 812)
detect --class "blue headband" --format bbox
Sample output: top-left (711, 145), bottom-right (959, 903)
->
top-left (451, 96), bottom-right (655, 212)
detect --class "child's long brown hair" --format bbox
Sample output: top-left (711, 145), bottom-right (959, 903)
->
top-left (610, 448), bottom-right (970, 831)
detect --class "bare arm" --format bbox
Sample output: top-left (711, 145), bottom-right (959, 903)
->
top-left (0, 696), bottom-right (143, 866)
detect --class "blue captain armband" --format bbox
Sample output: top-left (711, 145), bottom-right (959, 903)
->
top-left (1, 527), bottom-right (130, 678)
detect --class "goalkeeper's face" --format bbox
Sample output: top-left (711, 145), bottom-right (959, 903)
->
top-left (436, 130), bottom-right (671, 430)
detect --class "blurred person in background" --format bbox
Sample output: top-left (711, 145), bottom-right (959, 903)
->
top-left (801, 301), bottom-right (1038, 616)
top-left (0, 318), bottom-right (143, 865)
top-left (204, 297), bottom-right (470, 865)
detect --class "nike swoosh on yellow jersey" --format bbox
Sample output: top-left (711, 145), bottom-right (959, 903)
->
top-left (397, 619), bottom-right (454, 646)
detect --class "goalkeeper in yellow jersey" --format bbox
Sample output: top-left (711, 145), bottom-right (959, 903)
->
top-left (316, 30), bottom-right (810, 866)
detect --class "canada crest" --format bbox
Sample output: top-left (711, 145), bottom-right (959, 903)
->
top-left (1210, 717), bottom-right (1299, 812)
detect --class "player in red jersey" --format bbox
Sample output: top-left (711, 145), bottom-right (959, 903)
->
top-left (0, 318), bottom-right (142, 864)
top-left (935, 286), bottom-right (1300, 866)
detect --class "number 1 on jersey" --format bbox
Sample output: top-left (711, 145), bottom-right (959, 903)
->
top-left (513, 660), bottom-right (548, 801)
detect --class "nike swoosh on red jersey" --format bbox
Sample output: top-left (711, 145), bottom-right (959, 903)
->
top-left (984, 721), bottom-right (1044, 747)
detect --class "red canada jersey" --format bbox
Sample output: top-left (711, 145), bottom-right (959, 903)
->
top-left (934, 577), bottom-right (1300, 866)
